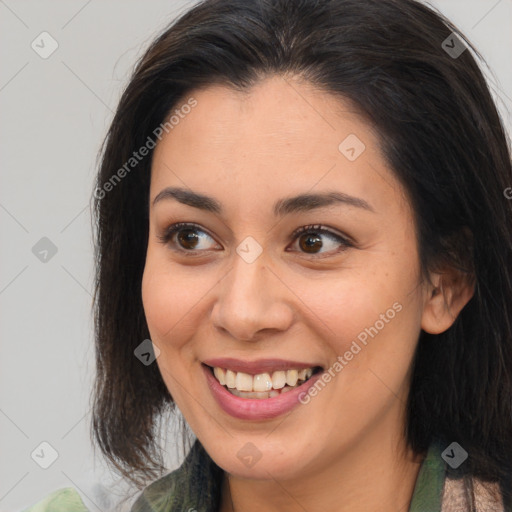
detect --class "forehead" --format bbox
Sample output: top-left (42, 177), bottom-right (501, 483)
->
top-left (149, 75), bottom-right (408, 218)
top-left (155, 76), bottom-right (369, 155)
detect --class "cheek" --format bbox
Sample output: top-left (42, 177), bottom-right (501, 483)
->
top-left (294, 277), bottom-right (420, 429)
top-left (293, 259), bottom-right (422, 375)
top-left (141, 257), bottom-right (202, 402)
top-left (141, 255), bottom-right (200, 346)
top-left (292, 273), bottom-right (403, 344)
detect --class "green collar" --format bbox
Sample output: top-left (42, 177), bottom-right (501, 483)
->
top-left (131, 440), bottom-right (446, 512)
top-left (408, 442), bottom-right (445, 512)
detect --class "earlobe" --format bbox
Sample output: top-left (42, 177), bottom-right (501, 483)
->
top-left (421, 270), bottom-right (475, 335)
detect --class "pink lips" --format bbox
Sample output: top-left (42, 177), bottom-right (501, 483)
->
top-left (202, 362), bottom-right (324, 420)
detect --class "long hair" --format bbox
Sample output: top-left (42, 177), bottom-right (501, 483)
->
top-left (90, 0), bottom-right (512, 500)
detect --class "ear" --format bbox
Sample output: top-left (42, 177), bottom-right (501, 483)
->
top-left (421, 266), bottom-right (475, 335)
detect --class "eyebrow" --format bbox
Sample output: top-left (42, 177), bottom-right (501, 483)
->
top-left (152, 186), bottom-right (375, 216)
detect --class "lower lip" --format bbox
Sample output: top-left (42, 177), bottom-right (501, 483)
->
top-left (202, 364), bottom-right (324, 420)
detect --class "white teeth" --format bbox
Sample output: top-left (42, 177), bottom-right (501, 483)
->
top-left (271, 371), bottom-right (286, 389)
top-left (212, 365), bottom-right (316, 394)
top-left (286, 369), bottom-right (298, 387)
top-left (253, 373), bottom-right (273, 392)
top-left (213, 367), bottom-right (226, 386)
top-left (235, 372), bottom-right (253, 391)
top-left (225, 369), bottom-right (236, 389)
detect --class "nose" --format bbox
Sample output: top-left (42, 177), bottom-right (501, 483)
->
top-left (210, 251), bottom-right (294, 342)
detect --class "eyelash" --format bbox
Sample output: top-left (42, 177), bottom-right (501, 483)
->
top-left (157, 222), bottom-right (353, 258)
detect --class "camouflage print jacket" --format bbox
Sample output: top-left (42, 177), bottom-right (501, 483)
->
top-left (23, 439), bottom-right (508, 512)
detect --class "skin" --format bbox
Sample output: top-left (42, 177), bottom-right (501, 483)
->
top-left (141, 74), bottom-right (474, 512)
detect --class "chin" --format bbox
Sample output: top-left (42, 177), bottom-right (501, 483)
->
top-left (202, 434), bottom-right (316, 481)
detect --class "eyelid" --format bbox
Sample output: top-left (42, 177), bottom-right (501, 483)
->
top-left (286, 224), bottom-right (353, 258)
top-left (156, 222), bottom-right (220, 249)
top-left (289, 223), bottom-right (354, 245)
top-left (157, 222), bottom-right (353, 257)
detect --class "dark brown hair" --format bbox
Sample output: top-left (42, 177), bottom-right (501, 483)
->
top-left (90, 0), bottom-right (512, 502)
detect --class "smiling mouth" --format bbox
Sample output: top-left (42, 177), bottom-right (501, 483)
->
top-left (205, 364), bottom-right (323, 399)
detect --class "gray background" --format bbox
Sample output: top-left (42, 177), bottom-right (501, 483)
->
top-left (0, 1), bottom-right (510, 510)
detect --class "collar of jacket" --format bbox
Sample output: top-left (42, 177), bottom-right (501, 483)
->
top-left (130, 439), bottom-right (505, 512)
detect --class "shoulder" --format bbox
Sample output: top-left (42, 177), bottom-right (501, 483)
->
top-left (21, 487), bottom-right (89, 512)
top-left (411, 440), bottom-right (509, 512)
top-left (130, 439), bottom-right (224, 512)
top-left (442, 475), bottom-right (507, 512)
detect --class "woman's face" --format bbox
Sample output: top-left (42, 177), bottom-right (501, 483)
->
top-left (142, 75), bottom-right (432, 480)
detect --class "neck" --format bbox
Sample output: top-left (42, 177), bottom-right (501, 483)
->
top-left (219, 429), bottom-right (423, 512)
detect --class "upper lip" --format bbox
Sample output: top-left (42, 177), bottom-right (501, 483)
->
top-left (202, 358), bottom-right (323, 375)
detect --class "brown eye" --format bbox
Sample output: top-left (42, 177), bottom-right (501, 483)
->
top-left (176, 227), bottom-right (201, 250)
top-left (298, 233), bottom-right (323, 253)
top-left (288, 224), bottom-right (352, 257)
top-left (157, 222), bottom-right (219, 253)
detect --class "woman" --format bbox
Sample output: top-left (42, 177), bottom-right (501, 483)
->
top-left (24, 0), bottom-right (512, 510)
